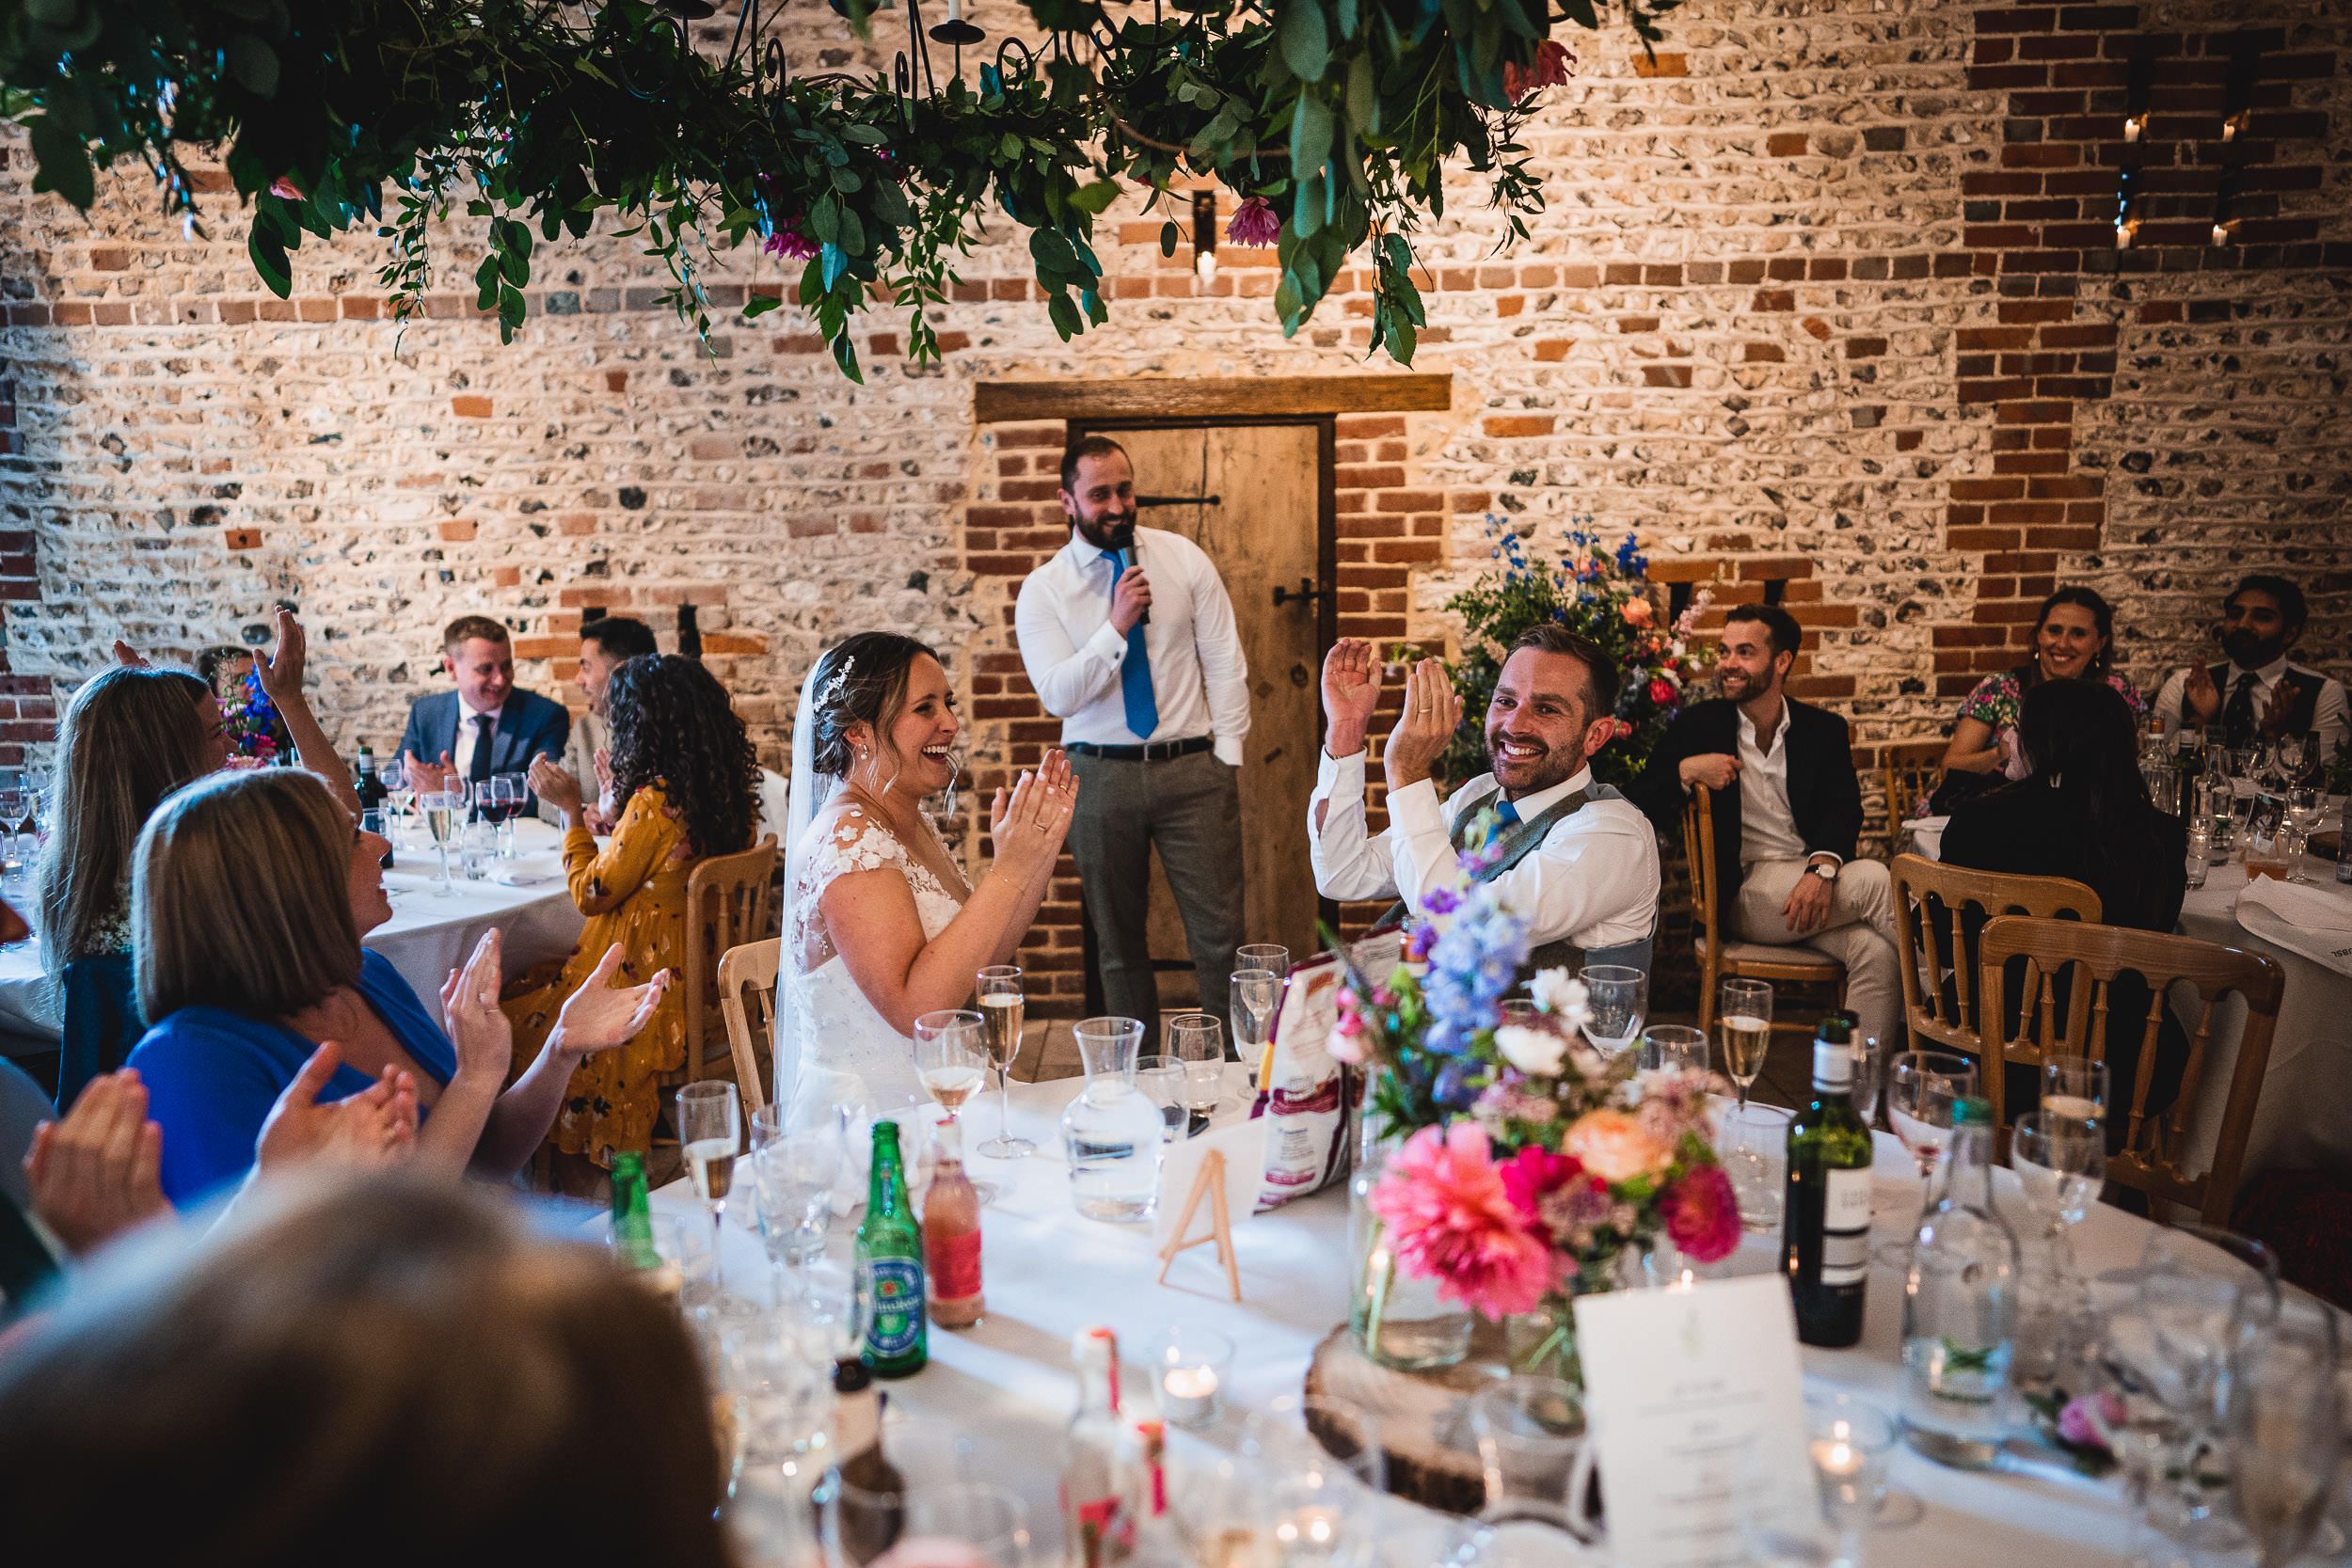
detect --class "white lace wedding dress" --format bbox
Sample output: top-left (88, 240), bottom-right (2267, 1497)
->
top-left (778, 801), bottom-right (971, 1127)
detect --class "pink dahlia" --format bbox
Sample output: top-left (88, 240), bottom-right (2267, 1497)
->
top-left (765, 219), bottom-right (820, 261)
top-left (1660, 1164), bottom-right (1741, 1263)
top-left (1227, 196), bottom-right (1280, 248)
top-left (1499, 1145), bottom-right (1584, 1230)
top-left (2057, 1390), bottom-right (2125, 1449)
top-left (1368, 1123), bottom-right (1553, 1319)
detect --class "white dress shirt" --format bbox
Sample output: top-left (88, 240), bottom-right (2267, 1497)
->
top-left (1308, 750), bottom-right (1660, 951)
top-left (1013, 527), bottom-right (1251, 765)
top-left (2153, 657), bottom-right (2349, 757)
top-left (1737, 704), bottom-right (1824, 868)
top-left (453, 702), bottom-right (503, 781)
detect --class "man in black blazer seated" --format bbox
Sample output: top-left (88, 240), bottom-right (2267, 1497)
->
top-left (398, 614), bottom-right (571, 802)
top-left (1633, 603), bottom-right (1901, 1049)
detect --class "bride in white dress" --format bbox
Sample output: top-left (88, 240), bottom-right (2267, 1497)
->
top-left (780, 633), bottom-right (1076, 1124)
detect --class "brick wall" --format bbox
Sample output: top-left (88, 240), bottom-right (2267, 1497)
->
top-left (0, 1), bottom-right (2344, 993)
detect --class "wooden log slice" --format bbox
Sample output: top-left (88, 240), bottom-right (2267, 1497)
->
top-left (1301, 1322), bottom-right (1511, 1517)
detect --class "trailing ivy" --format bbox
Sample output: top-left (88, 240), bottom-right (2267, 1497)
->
top-left (0, 0), bottom-right (1675, 379)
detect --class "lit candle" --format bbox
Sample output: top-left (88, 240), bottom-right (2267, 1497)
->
top-left (1810, 1433), bottom-right (1869, 1512)
top-left (2222, 115), bottom-right (2239, 142)
top-left (1161, 1364), bottom-right (1221, 1426)
top-left (2123, 115), bottom-right (2143, 143)
top-left (1196, 248), bottom-right (1218, 285)
top-left (2212, 223), bottom-right (2230, 245)
top-left (2115, 220), bottom-right (2134, 249)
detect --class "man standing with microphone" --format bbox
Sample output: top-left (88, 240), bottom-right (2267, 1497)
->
top-left (1016, 436), bottom-right (1251, 1051)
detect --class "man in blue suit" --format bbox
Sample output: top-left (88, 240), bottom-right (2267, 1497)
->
top-left (398, 614), bottom-right (571, 801)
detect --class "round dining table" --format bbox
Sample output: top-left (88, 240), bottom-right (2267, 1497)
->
top-left (0, 818), bottom-right (586, 1053)
top-left (634, 1069), bottom-right (2190, 1568)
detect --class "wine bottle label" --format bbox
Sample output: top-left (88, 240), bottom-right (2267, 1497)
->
top-left (863, 1258), bottom-right (926, 1356)
top-left (927, 1227), bottom-right (982, 1301)
top-left (1811, 1040), bottom-right (1852, 1090)
top-left (1821, 1166), bottom-right (1872, 1286)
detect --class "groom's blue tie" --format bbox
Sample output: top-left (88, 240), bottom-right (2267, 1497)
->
top-left (1103, 549), bottom-right (1159, 740)
top-left (1493, 799), bottom-right (1520, 828)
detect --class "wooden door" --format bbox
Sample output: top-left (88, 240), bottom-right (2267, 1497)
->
top-left (1085, 422), bottom-right (1327, 1002)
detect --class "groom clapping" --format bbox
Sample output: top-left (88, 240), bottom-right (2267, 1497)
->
top-left (1309, 626), bottom-right (1660, 975)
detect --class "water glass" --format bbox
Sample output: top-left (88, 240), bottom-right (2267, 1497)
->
top-left (2137, 1227), bottom-right (2281, 1540)
top-left (1168, 1011), bottom-right (1227, 1128)
top-left (1469, 1375), bottom-right (1584, 1531)
top-left (459, 821), bottom-right (497, 879)
top-left (1136, 1053), bottom-right (1186, 1143)
top-left (781, 1256), bottom-right (873, 1366)
top-left (1577, 964), bottom-right (1647, 1057)
top-left (1237, 942), bottom-right (1290, 977)
top-left (1638, 1024), bottom-right (1709, 1077)
top-left (1722, 1102), bottom-right (1792, 1233)
top-left (2011, 1111), bottom-right (2105, 1260)
top-left (1717, 978), bottom-right (1773, 1112)
top-left (751, 1128), bottom-right (842, 1269)
top-left (906, 1483), bottom-right (1033, 1568)
top-left (723, 1320), bottom-right (834, 1468)
top-left (1232, 969), bottom-right (1282, 1079)
top-left (2231, 1296), bottom-right (2342, 1568)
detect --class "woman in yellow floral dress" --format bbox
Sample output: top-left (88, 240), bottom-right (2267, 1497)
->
top-left (508, 653), bottom-right (761, 1177)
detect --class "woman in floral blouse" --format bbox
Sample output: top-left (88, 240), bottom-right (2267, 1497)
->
top-left (1938, 586), bottom-right (2145, 806)
top-left (506, 654), bottom-right (759, 1179)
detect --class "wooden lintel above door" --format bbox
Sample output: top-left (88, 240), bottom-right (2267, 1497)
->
top-left (974, 373), bottom-right (1452, 424)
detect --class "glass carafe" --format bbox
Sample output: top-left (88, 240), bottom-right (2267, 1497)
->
top-left (1060, 1017), bottom-right (1165, 1222)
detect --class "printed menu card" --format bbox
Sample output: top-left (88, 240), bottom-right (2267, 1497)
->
top-left (1573, 1274), bottom-right (1815, 1568)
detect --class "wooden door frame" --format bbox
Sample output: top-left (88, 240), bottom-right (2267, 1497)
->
top-left (1068, 414), bottom-right (1341, 1014)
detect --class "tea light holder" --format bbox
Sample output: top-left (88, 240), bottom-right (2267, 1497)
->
top-left (1806, 1391), bottom-right (1897, 1528)
top-left (1152, 1325), bottom-right (1234, 1430)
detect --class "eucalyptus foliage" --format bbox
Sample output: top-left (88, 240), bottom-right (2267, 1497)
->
top-left (0, 0), bottom-right (1675, 379)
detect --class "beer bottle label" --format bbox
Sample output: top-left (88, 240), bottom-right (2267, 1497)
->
top-left (864, 1258), bottom-right (927, 1357)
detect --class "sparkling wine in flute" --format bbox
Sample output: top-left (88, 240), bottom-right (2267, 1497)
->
top-left (2236, 1465), bottom-right (2328, 1560)
top-left (2042, 1094), bottom-right (2100, 1127)
top-left (977, 991), bottom-right (1024, 1066)
top-left (684, 1137), bottom-right (738, 1205)
top-left (426, 805), bottom-right (457, 846)
top-left (1719, 1014), bottom-right (1771, 1083)
top-left (920, 1064), bottom-right (987, 1113)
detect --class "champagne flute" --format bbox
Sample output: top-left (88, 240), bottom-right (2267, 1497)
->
top-left (975, 965), bottom-right (1034, 1159)
top-left (2231, 1297), bottom-right (2342, 1568)
top-left (2040, 1055), bottom-right (2108, 1131)
top-left (1715, 978), bottom-right (1772, 1113)
top-left (677, 1079), bottom-right (744, 1313)
top-left (2010, 1109), bottom-right (2106, 1277)
top-left (382, 757), bottom-right (414, 851)
top-left (1577, 964), bottom-right (1647, 1056)
top-left (1232, 968), bottom-right (1281, 1083)
top-left (421, 786), bottom-right (463, 895)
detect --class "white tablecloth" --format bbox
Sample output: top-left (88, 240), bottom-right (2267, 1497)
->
top-left (0, 819), bottom-right (585, 1053)
top-left (2178, 862), bottom-right (2352, 1181)
top-left (643, 1073), bottom-right (2149, 1566)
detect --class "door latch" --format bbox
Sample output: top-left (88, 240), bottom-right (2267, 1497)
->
top-left (1271, 578), bottom-right (1328, 608)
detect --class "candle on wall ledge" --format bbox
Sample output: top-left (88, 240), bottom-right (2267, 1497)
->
top-left (2123, 116), bottom-right (2144, 143)
top-left (2212, 224), bottom-right (2231, 245)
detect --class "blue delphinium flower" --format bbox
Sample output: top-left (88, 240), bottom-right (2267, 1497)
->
top-left (1432, 1059), bottom-right (1483, 1111)
top-left (1422, 890), bottom-right (1528, 1055)
top-left (1615, 532), bottom-right (1648, 578)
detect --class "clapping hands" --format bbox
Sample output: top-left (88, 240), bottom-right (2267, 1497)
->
top-left (23, 1069), bottom-right (169, 1257)
top-left (989, 749), bottom-right (1077, 885)
top-left (256, 1042), bottom-right (420, 1175)
top-left (1383, 657), bottom-right (1461, 794)
top-left (548, 943), bottom-right (671, 1060)
top-left (1320, 639), bottom-right (1384, 758)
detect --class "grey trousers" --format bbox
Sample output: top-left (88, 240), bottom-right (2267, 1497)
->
top-left (1066, 747), bottom-right (1246, 1053)
top-left (1730, 857), bottom-right (1903, 1051)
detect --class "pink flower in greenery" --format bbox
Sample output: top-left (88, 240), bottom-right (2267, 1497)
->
top-left (1500, 1146), bottom-right (1584, 1231)
top-left (268, 175), bottom-right (305, 200)
top-left (1368, 1123), bottom-right (1553, 1319)
top-left (1648, 676), bottom-right (1675, 705)
top-left (765, 219), bottom-right (820, 261)
top-left (1228, 197), bottom-right (1280, 248)
top-left (1502, 40), bottom-right (1574, 102)
top-left (1660, 1164), bottom-right (1741, 1263)
top-left (2057, 1391), bottom-right (2126, 1449)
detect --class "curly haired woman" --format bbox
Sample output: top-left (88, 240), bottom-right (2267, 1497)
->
top-left (508, 654), bottom-right (760, 1179)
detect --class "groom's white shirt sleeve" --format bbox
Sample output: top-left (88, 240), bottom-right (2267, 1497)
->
top-left (1307, 749), bottom-right (1476, 913)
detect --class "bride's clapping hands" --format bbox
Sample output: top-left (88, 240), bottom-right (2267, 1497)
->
top-left (990, 749), bottom-right (1077, 885)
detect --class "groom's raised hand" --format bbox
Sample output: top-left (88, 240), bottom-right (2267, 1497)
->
top-left (1321, 639), bottom-right (1383, 760)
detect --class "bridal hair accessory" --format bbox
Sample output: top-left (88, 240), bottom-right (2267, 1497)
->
top-left (819, 655), bottom-right (856, 706)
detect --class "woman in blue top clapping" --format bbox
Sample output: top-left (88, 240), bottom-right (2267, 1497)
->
top-left (125, 769), bottom-right (670, 1207)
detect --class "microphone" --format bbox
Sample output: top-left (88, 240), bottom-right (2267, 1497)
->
top-left (1114, 544), bottom-right (1149, 626)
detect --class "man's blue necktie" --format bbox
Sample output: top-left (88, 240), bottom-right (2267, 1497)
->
top-left (1493, 799), bottom-right (1520, 828)
top-left (1104, 549), bottom-right (1158, 739)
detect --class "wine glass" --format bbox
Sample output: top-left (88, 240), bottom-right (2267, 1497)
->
top-left (2010, 1109), bottom-right (2106, 1276)
top-left (420, 785), bottom-right (463, 895)
top-left (489, 771), bottom-right (526, 854)
top-left (2274, 733), bottom-right (2312, 785)
top-left (750, 1125), bottom-right (843, 1270)
top-left (677, 1080), bottom-right (745, 1314)
top-left (974, 965), bottom-right (1032, 1159)
top-left (914, 1009), bottom-right (993, 1203)
top-left (1168, 1011), bottom-right (1226, 1134)
top-left (1237, 943), bottom-right (1290, 979)
top-left (2041, 1055), bottom-right (2109, 1130)
top-left (1715, 978), bottom-right (1772, 1113)
top-left (1848, 1033), bottom-right (1885, 1129)
top-left (1637, 1024), bottom-right (1708, 1076)
top-left (1577, 964), bottom-right (1647, 1057)
top-left (2284, 785), bottom-right (2325, 883)
top-left (1232, 968), bottom-right (1281, 1083)
top-left (2231, 1296), bottom-right (2342, 1568)
top-left (381, 757), bottom-right (415, 850)
top-left (2137, 1226), bottom-right (2281, 1542)
top-left (1874, 1051), bottom-right (1978, 1270)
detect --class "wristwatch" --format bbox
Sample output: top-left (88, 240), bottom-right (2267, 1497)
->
top-left (1808, 861), bottom-right (1840, 884)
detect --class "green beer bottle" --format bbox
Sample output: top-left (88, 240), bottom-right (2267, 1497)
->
top-left (857, 1121), bottom-right (929, 1378)
top-left (1784, 1011), bottom-right (1874, 1348)
top-left (611, 1150), bottom-right (660, 1271)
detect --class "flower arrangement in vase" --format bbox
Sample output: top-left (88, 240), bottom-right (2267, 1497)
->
top-left (1328, 825), bottom-right (1740, 1384)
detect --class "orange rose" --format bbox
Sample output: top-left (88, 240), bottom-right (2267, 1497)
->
top-left (1620, 597), bottom-right (1655, 628)
top-left (1562, 1108), bottom-right (1674, 1184)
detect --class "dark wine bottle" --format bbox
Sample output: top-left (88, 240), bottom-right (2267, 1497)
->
top-left (1784, 1011), bottom-right (1874, 1348)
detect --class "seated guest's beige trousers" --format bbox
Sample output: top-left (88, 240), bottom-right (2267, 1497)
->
top-left (1730, 857), bottom-right (1902, 1053)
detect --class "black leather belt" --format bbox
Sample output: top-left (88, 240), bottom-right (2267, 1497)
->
top-left (1064, 736), bottom-right (1215, 762)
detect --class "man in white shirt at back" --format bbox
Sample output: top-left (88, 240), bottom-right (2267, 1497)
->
top-left (1015, 436), bottom-right (1251, 1050)
top-left (1310, 625), bottom-right (1660, 974)
top-left (2153, 574), bottom-right (2348, 759)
